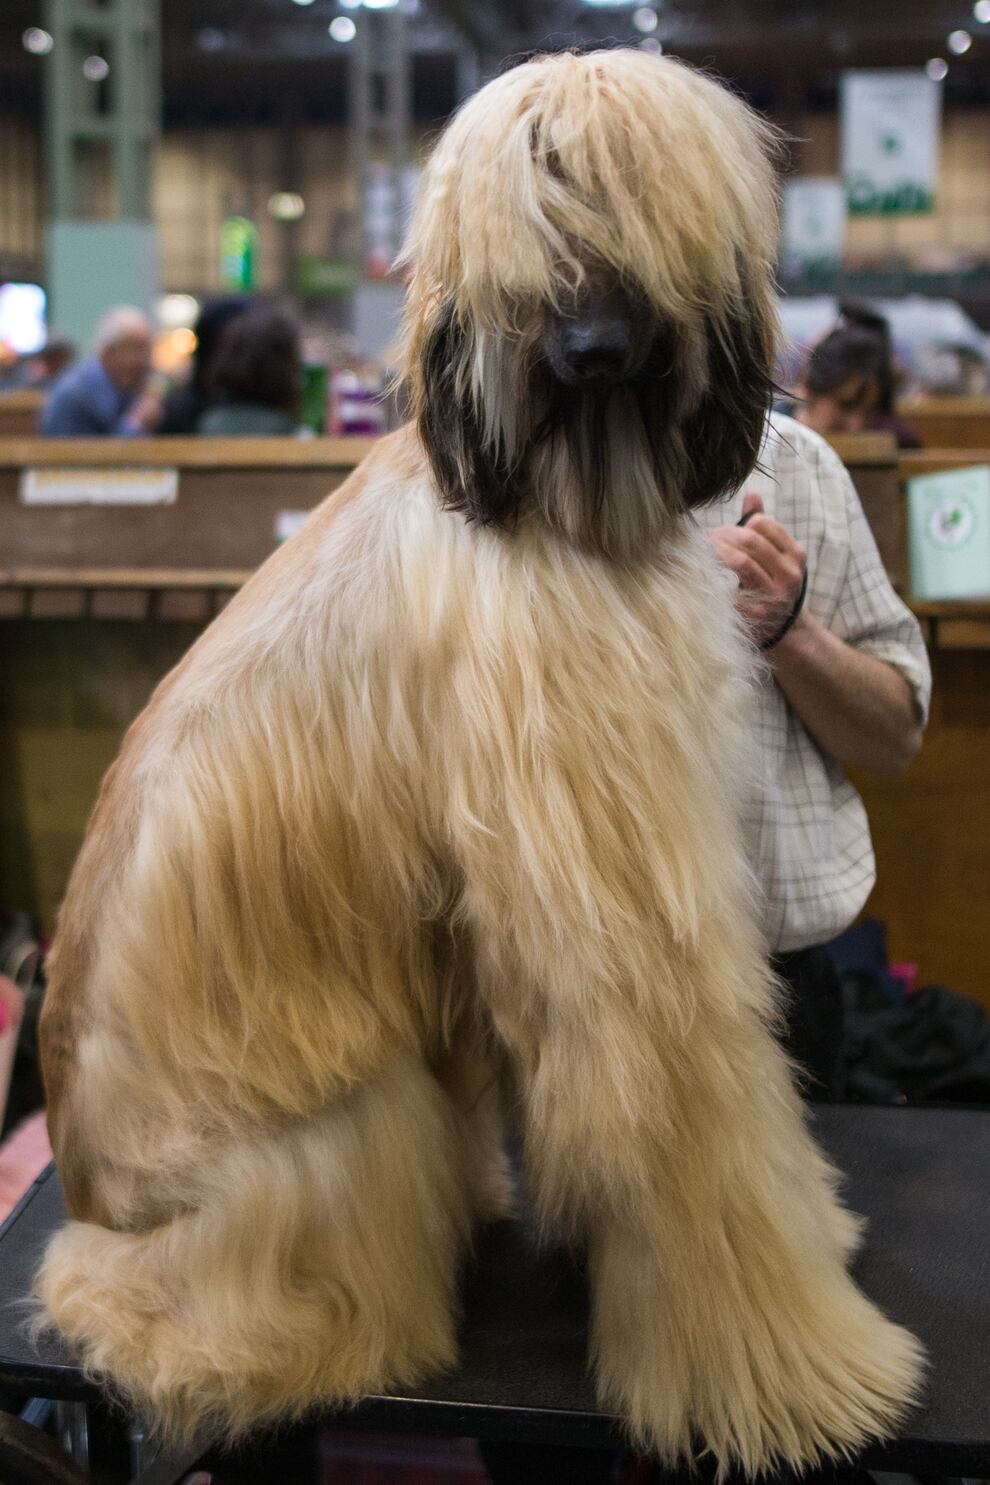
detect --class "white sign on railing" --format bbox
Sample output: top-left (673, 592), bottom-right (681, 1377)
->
top-left (20, 468), bottom-right (178, 506)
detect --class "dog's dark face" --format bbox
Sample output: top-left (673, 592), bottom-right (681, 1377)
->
top-left (541, 282), bottom-right (653, 388)
top-left (416, 273), bottom-right (775, 559)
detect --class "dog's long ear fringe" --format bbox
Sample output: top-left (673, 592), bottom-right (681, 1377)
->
top-left (418, 298), bottom-right (526, 528)
top-left (680, 286), bottom-right (778, 511)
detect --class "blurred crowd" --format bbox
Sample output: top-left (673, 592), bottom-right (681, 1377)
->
top-left (2, 292), bottom-right (989, 443)
top-left (0, 296), bottom-right (392, 438)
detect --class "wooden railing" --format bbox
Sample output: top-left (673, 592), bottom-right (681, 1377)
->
top-left (0, 390), bottom-right (44, 438)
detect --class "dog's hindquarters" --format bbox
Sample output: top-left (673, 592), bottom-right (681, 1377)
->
top-left (38, 1051), bottom-right (474, 1443)
top-left (37, 459), bottom-right (486, 1441)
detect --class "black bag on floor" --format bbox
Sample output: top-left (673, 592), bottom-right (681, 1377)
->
top-left (842, 972), bottom-right (990, 1105)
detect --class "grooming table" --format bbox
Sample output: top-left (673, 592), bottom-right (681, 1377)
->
top-left (0, 1105), bottom-right (988, 1483)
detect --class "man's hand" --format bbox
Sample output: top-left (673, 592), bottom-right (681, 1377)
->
top-left (710, 496), bottom-right (921, 775)
top-left (709, 493), bottom-right (807, 646)
top-left (127, 391), bottom-right (164, 434)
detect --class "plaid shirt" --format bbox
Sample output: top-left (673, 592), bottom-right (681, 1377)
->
top-left (694, 414), bottom-right (932, 953)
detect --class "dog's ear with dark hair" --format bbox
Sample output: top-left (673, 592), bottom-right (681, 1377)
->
top-left (680, 291), bottom-right (777, 510)
top-left (418, 299), bottom-right (524, 528)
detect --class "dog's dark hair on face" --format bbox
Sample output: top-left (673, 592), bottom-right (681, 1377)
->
top-left (417, 282), bottom-right (777, 547)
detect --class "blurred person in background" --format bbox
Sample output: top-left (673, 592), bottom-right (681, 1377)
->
top-left (196, 304), bottom-right (302, 436)
top-left (0, 337), bottom-right (75, 392)
top-left (912, 340), bottom-right (990, 397)
top-left (158, 296), bottom-right (253, 434)
top-left (40, 307), bottom-right (162, 436)
top-left (792, 301), bottom-right (921, 449)
top-left (24, 337), bottom-right (76, 391)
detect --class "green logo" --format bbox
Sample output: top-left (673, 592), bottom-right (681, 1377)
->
top-left (928, 496), bottom-right (975, 549)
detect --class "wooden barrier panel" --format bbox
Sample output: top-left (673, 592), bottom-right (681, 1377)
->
top-left (898, 396), bottom-right (990, 450)
top-left (0, 391), bottom-right (44, 438)
top-left (852, 647), bottom-right (990, 1010)
top-left (0, 437), bottom-right (370, 925)
top-left (0, 436), bottom-right (374, 582)
top-left (826, 432), bottom-right (905, 592)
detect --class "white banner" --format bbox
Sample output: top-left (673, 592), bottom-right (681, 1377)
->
top-left (20, 468), bottom-right (178, 506)
top-left (841, 70), bottom-right (941, 215)
top-left (781, 178), bottom-right (846, 269)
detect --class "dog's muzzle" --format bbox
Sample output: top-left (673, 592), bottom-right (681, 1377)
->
top-left (542, 287), bottom-right (652, 388)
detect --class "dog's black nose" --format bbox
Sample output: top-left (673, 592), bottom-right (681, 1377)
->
top-left (558, 317), bottom-right (634, 383)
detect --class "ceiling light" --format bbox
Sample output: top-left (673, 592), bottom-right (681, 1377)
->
top-left (640, 37), bottom-right (663, 54)
top-left (268, 191), bottom-right (307, 219)
top-left (291, 0), bottom-right (316, 5)
top-left (82, 55), bottom-right (110, 81)
top-left (633, 7), bottom-right (658, 31)
top-left (363, 0), bottom-right (400, 8)
top-left (581, 0), bottom-right (638, 8)
top-left (22, 27), bottom-right (54, 54)
top-left (947, 28), bottom-right (972, 52)
top-left (329, 15), bottom-right (357, 38)
top-left (926, 56), bottom-right (949, 80)
top-left (974, 0), bottom-right (990, 17)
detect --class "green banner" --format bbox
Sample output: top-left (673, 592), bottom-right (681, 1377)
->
top-left (296, 257), bottom-right (360, 299)
top-left (220, 216), bottom-right (259, 290)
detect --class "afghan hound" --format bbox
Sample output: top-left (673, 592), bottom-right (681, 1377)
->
top-left (37, 49), bottom-right (923, 1474)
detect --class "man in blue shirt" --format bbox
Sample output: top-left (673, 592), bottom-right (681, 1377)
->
top-left (40, 307), bottom-right (162, 436)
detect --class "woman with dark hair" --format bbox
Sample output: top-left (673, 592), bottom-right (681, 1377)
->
top-left (196, 304), bottom-right (302, 436)
top-left (158, 296), bottom-right (253, 434)
top-left (795, 301), bottom-right (921, 449)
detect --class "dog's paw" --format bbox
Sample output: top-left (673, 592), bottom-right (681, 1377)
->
top-left (593, 1232), bottom-right (924, 1477)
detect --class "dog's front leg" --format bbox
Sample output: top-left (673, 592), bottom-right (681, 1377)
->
top-left (501, 970), bottom-right (922, 1478)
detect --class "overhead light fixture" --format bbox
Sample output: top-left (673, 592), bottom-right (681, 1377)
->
top-left (291, 0), bottom-right (316, 5)
top-left (640, 37), bottom-right (663, 53)
top-left (22, 27), bottom-right (54, 54)
top-left (976, 0), bottom-right (990, 20)
top-left (329, 15), bottom-right (357, 37)
top-left (926, 56), bottom-right (949, 80)
top-left (947, 28), bottom-right (972, 52)
top-left (581, 0), bottom-right (638, 8)
top-left (633, 7), bottom-right (658, 31)
top-left (268, 191), bottom-right (307, 220)
top-left (82, 55), bottom-right (110, 81)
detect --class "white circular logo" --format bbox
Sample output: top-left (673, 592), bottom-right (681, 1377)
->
top-left (928, 497), bottom-right (974, 549)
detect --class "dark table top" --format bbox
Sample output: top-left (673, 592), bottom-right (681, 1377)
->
top-left (1, 1105), bottom-right (988, 1473)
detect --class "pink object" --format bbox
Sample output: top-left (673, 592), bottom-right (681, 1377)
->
top-left (0, 975), bottom-right (25, 1118)
top-left (0, 1110), bottom-right (52, 1224)
top-left (889, 962), bottom-right (920, 996)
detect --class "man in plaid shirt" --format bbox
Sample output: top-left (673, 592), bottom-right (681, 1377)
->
top-left (698, 413), bottom-right (931, 1099)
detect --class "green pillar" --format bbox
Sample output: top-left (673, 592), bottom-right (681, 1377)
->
top-left (43, 0), bottom-right (161, 349)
